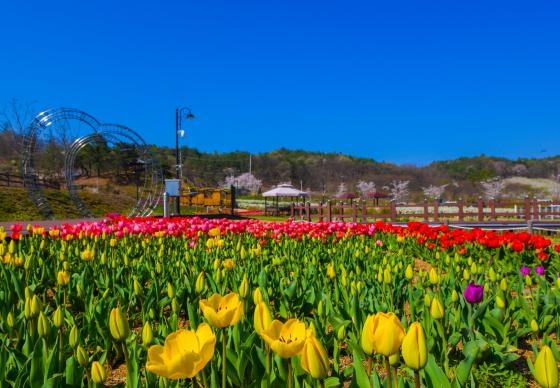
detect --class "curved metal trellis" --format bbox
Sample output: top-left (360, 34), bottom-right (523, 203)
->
top-left (21, 108), bottom-right (163, 219)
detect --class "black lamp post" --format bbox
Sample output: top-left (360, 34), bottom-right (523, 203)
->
top-left (175, 106), bottom-right (195, 215)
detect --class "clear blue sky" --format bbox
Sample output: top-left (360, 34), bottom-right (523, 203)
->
top-left (1, 0), bottom-right (559, 165)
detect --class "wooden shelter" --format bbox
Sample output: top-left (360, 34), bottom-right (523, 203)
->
top-left (262, 183), bottom-right (308, 215)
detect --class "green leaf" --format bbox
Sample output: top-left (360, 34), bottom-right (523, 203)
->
top-left (126, 341), bottom-right (139, 388)
top-left (65, 356), bottom-right (83, 386)
top-left (423, 354), bottom-right (451, 388)
top-left (350, 350), bottom-right (371, 388)
top-left (30, 339), bottom-right (43, 388)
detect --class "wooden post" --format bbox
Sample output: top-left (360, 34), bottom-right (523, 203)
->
top-left (299, 202), bottom-right (303, 219)
top-left (423, 200), bottom-right (429, 221)
top-left (339, 202), bottom-right (344, 222)
top-left (318, 202), bottom-right (323, 222)
top-left (433, 200), bottom-right (439, 222)
top-left (477, 197), bottom-right (484, 222)
top-left (305, 202), bottom-right (311, 222)
top-left (490, 199), bottom-right (496, 221)
top-left (533, 199), bottom-right (539, 221)
top-left (327, 200), bottom-right (332, 222)
top-left (458, 198), bottom-right (464, 222)
top-left (290, 203), bottom-right (294, 218)
top-left (361, 200), bottom-right (367, 223)
top-left (352, 202), bottom-right (357, 223)
top-left (390, 201), bottom-right (397, 222)
top-left (524, 197), bottom-right (531, 220)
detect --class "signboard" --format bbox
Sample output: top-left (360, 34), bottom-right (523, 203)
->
top-left (165, 179), bottom-right (181, 197)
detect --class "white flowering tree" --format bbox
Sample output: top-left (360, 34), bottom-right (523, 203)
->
top-left (422, 184), bottom-right (447, 201)
top-left (480, 178), bottom-right (505, 200)
top-left (386, 180), bottom-right (410, 203)
top-left (336, 182), bottom-right (347, 198)
top-left (223, 172), bottom-right (262, 195)
top-left (356, 181), bottom-right (376, 198)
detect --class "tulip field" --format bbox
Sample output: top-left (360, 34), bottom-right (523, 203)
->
top-left (1, 217), bottom-right (560, 387)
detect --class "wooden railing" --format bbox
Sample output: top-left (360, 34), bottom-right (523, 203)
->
top-left (290, 198), bottom-right (560, 224)
top-left (0, 173), bottom-right (61, 190)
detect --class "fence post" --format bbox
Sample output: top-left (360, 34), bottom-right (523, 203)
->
top-left (478, 197), bottom-right (484, 222)
top-left (339, 202), bottom-right (344, 222)
top-left (433, 200), bottom-right (439, 222)
top-left (524, 197), bottom-right (531, 220)
top-left (533, 199), bottom-right (539, 221)
top-left (423, 200), bottom-right (429, 221)
top-left (290, 203), bottom-right (294, 218)
top-left (527, 219), bottom-right (533, 234)
top-left (318, 202), bottom-right (323, 222)
top-left (361, 200), bottom-right (367, 223)
top-left (490, 199), bottom-right (496, 221)
top-left (327, 200), bottom-right (332, 222)
top-left (458, 198), bottom-right (464, 222)
top-left (390, 201), bottom-right (397, 222)
top-left (352, 202), bottom-right (357, 223)
top-left (305, 202), bottom-right (311, 222)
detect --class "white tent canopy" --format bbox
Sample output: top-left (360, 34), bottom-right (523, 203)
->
top-left (262, 183), bottom-right (308, 197)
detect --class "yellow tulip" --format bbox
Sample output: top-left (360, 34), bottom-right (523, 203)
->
top-left (143, 321), bottom-right (153, 346)
top-left (195, 272), bottom-right (206, 294)
top-left (430, 298), bottom-right (444, 320)
top-left (254, 302), bottom-right (273, 335)
top-left (109, 307), bottom-right (130, 342)
top-left (361, 312), bottom-right (405, 357)
top-left (199, 293), bottom-right (243, 328)
top-left (327, 262), bottom-right (336, 279)
top-left (239, 274), bottom-right (249, 299)
top-left (260, 319), bottom-right (306, 358)
top-left (147, 323), bottom-right (216, 380)
top-left (405, 264), bottom-right (414, 280)
top-left (301, 333), bottom-right (329, 379)
top-left (429, 268), bottom-right (439, 285)
top-left (91, 361), bottom-right (107, 384)
top-left (253, 287), bottom-right (264, 305)
top-left (534, 345), bottom-right (558, 388)
top-left (223, 259), bottom-right (235, 271)
top-left (383, 267), bottom-right (392, 284)
top-left (401, 322), bottom-right (427, 370)
top-left (57, 271), bottom-right (70, 287)
top-left (451, 290), bottom-right (459, 303)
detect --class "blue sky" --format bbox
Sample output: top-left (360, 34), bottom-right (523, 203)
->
top-left (1, 0), bottom-right (559, 165)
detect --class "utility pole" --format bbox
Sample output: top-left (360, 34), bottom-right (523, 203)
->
top-left (249, 154), bottom-right (252, 174)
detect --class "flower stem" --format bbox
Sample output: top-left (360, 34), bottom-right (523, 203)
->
top-left (414, 371), bottom-right (421, 388)
top-left (222, 330), bottom-right (227, 388)
top-left (385, 356), bottom-right (392, 388)
top-left (287, 359), bottom-right (293, 388)
top-left (367, 357), bottom-right (373, 377)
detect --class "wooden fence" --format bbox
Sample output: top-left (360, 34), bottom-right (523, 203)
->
top-left (0, 173), bottom-right (61, 190)
top-left (290, 198), bottom-right (560, 224)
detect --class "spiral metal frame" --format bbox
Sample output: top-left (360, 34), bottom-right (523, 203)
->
top-left (21, 108), bottom-right (163, 219)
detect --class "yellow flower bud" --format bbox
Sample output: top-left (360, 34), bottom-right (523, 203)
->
top-left (424, 293), bottom-right (432, 308)
top-left (91, 361), bottom-right (107, 384)
top-left (76, 345), bottom-right (88, 367)
top-left (337, 325), bottom-right (346, 341)
top-left (488, 267), bottom-right (497, 282)
top-left (383, 267), bottom-right (392, 284)
top-left (402, 322), bottom-right (427, 370)
top-left (57, 271), bottom-right (70, 287)
top-left (31, 295), bottom-right (42, 317)
top-left (239, 274), bottom-right (249, 299)
top-left (38, 311), bottom-right (51, 338)
top-left (500, 278), bottom-right (507, 292)
top-left (530, 319), bottom-right (539, 334)
top-left (430, 298), bottom-right (444, 320)
top-left (533, 345), bottom-right (558, 388)
top-left (405, 264), bottom-right (414, 280)
top-left (429, 268), bottom-right (439, 285)
top-left (451, 290), bottom-right (459, 303)
top-left (253, 287), bottom-right (264, 305)
top-left (496, 295), bottom-right (506, 309)
top-left (53, 306), bottom-right (64, 329)
top-left (389, 352), bottom-right (400, 366)
top-left (134, 278), bottom-right (143, 296)
top-left (167, 283), bottom-right (175, 299)
top-left (69, 325), bottom-right (79, 348)
top-left (142, 321), bottom-right (153, 346)
top-left (109, 307), bottom-right (130, 342)
top-left (254, 302), bottom-right (273, 335)
top-left (301, 334), bottom-right (330, 379)
top-left (6, 311), bottom-right (15, 328)
top-left (196, 272), bottom-right (206, 294)
top-left (463, 269), bottom-right (470, 281)
top-left (172, 297), bottom-right (180, 314)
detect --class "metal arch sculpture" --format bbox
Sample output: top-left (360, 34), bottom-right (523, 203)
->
top-left (21, 107), bottom-right (163, 219)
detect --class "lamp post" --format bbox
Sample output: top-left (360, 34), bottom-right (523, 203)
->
top-left (175, 106), bottom-right (195, 215)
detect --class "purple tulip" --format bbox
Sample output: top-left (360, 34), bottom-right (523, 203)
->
top-left (520, 266), bottom-right (531, 276)
top-left (464, 283), bottom-right (484, 304)
top-left (535, 266), bottom-right (545, 276)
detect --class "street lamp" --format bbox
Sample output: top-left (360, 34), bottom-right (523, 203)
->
top-left (175, 106), bottom-right (195, 215)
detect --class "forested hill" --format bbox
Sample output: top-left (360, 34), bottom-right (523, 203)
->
top-left (152, 146), bottom-right (560, 198)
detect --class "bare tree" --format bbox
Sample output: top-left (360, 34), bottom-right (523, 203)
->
top-left (356, 180), bottom-right (376, 198)
top-left (422, 184), bottom-right (447, 200)
top-left (385, 180), bottom-right (410, 203)
top-left (480, 177), bottom-right (505, 199)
